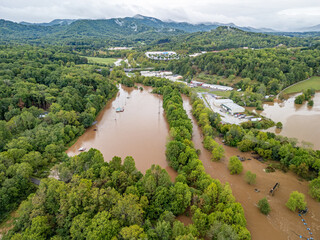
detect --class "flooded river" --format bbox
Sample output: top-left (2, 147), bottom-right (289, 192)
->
top-left (67, 84), bottom-right (176, 178)
top-left (182, 96), bottom-right (320, 240)
top-left (67, 85), bottom-right (320, 239)
top-left (260, 92), bottom-right (320, 150)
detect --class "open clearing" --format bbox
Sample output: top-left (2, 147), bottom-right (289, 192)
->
top-left (85, 56), bottom-right (118, 65)
top-left (283, 76), bottom-right (320, 94)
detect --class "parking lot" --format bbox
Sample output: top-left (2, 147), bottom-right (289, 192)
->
top-left (201, 93), bottom-right (249, 125)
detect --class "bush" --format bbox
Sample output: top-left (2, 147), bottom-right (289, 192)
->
top-left (258, 198), bottom-right (270, 215)
top-left (294, 94), bottom-right (305, 104)
top-left (286, 191), bottom-right (307, 212)
top-left (309, 177), bottom-right (320, 201)
top-left (211, 146), bottom-right (225, 161)
top-left (228, 156), bottom-right (243, 175)
top-left (245, 171), bottom-right (256, 185)
top-left (276, 122), bottom-right (283, 129)
top-left (308, 100), bottom-right (314, 107)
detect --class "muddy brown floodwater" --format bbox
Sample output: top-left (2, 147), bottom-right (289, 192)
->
top-left (260, 92), bottom-right (320, 150)
top-left (67, 85), bottom-right (320, 239)
top-left (67, 84), bottom-right (177, 179)
top-left (182, 95), bottom-right (320, 240)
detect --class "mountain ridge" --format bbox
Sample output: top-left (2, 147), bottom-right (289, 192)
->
top-left (15, 15), bottom-right (276, 33)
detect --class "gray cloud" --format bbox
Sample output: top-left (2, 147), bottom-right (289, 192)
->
top-left (0, 0), bottom-right (320, 31)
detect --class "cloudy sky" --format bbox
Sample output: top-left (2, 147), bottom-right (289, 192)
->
top-left (1, 0), bottom-right (320, 31)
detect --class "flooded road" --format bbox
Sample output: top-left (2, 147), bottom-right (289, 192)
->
top-left (260, 92), bottom-right (320, 150)
top-left (67, 85), bottom-right (176, 178)
top-left (182, 96), bottom-right (320, 240)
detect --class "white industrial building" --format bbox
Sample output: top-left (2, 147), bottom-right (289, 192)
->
top-left (145, 51), bottom-right (178, 60)
top-left (201, 83), bottom-right (233, 91)
top-left (221, 102), bottom-right (245, 115)
top-left (211, 98), bottom-right (234, 107)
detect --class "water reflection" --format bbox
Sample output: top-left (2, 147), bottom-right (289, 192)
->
top-left (67, 84), bottom-right (176, 178)
top-left (260, 92), bottom-right (320, 149)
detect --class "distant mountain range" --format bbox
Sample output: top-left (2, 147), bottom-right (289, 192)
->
top-left (17, 15), bottom-right (276, 33)
top-left (20, 19), bottom-right (76, 27)
top-left (299, 24), bottom-right (320, 32)
top-left (0, 15), bottom-right (319, 48)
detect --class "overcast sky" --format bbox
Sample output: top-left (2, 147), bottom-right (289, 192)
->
top-left (1, 0), bottom-right (320, 31)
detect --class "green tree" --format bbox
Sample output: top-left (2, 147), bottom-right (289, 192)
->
top-left (309, 177), bottom-right (320, 201)
top-left (276, 122), bottom-right (283, 129)
top-left (244, 171), bottom-right (256, 185)
top-left (86, 211), bottom-right (120, 240)
top-left (286, 191), bottom-right (307, 212)
top-left (206, 221), bottom-right (238, 240)
top-left (308, 100), bottom-right (314, 107)
top-left (228, 156), bottom-right (243, 175)
top-left (120, 225), bottom-right (147, 239)
top-left (211, 146), bottom-right (225, 161)
top-left (258, 197), bottom-right (270, 215)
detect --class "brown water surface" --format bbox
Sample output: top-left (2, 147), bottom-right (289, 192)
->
top-left (182, 95), bottom-right (320, 240)
top-left (261, 92), bottom-right (320, 149)
top-left (67, 85), bottom-right (176, 178)
top-left (67, 86), bottom-right (320, 239)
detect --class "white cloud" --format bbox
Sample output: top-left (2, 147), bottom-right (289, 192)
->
top-left (0, 0), bottom-right (320, 31)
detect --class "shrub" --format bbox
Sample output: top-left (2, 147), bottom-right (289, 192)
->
top-left (211, 146), bottom-right (225, 161)
top-left (258, 197), bottom-right (270, 215)
top-left (286, 191), bottom-right (307, 212)
top-left (309, 177), bottom-right (320, 201)
top-left (228, 156), bottom-right (243, 175)
top-left (276, 122), bottom-right (283, 129)
top-left (308, 100), bottom-right (314, 107)
top-left (245, 171), bottom-right (256, 185)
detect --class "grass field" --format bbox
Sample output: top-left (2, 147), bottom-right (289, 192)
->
top-left (193, 87), bottom-right (232, 98)
top-left (85, 56), bottom-right (118, 65)
top-left (195, 73), bottom-right (249, 86)
top-left (283, 76), bottom-right (320, 94)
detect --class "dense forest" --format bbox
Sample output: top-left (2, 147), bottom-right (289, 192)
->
top-left (150, 27), bottom-right (319, 53)
top-left (0, 45), bottom-right (117, 222)
top-left (1, 18), bottom-right (319, 54)
top-left (0, 18), bottom-right (183, 48)
top-left (167, 47), bottom-right (320, 94)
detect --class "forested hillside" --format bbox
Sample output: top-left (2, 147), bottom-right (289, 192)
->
top-left (167, 47), bottom-right (320, 94)
top-left (0, 45), bottom-right (117, 222)
top-left (150, 27), bottom-right (319, 53)
top-left (0, 19), bottom-right (183, 48)
top-left (1, 18), bottom-right (319, 52)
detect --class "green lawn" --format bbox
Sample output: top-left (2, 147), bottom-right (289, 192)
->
top-left (85, 56), bottom-right (118, 65)
top-left (195, 73), bottom-right (250, 86)
top-left (210, 90), bottom-right (232, 98)
top-left (283, 76), bottom-right (320, 94)
top-left (193, 87), bottom-right (232, 98)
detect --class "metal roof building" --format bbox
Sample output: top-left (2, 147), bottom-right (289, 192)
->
top-left (221, 102), bottom-right (245, 115)
top-left (211, 98), bottom-right (234, 107)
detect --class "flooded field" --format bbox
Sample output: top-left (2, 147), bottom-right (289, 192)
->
top-left (67, 85), bottom-right (176, 178)
top-left (182, 96), bottom-right (320, 240)
top-left (260, 92), bottom-right (320, 150)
